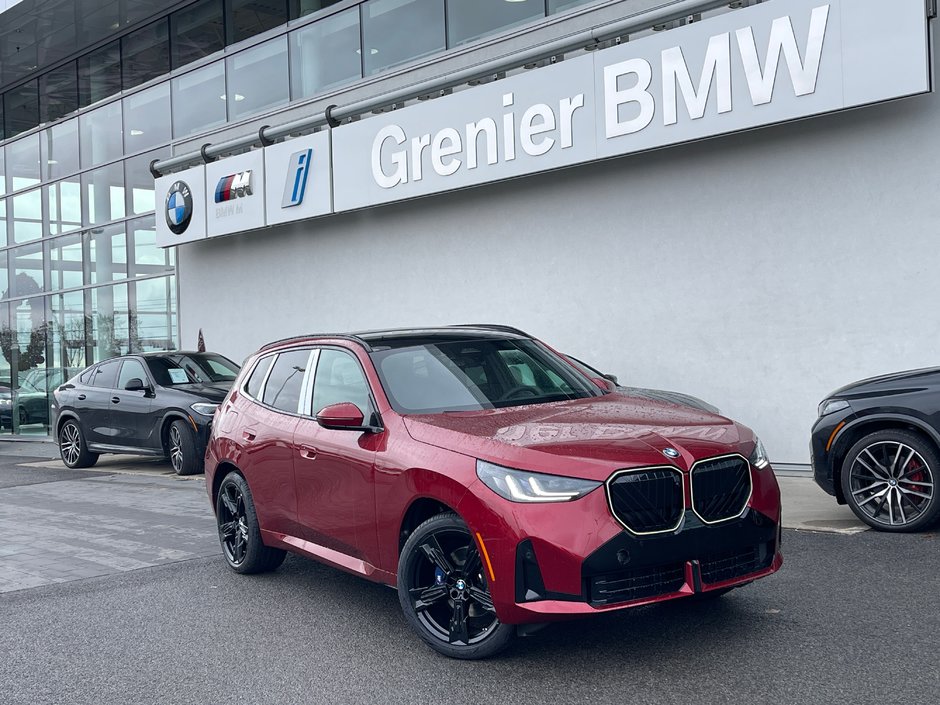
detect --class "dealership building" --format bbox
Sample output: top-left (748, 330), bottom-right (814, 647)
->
top-left (0, 0), bottom-right (935, 465)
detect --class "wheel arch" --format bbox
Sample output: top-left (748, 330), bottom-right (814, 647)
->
top-left (159, 411), bottom-right (195, 452)
top-left (54, 410), bottom-right (80, 437)
top-left (211, 460), bottom-right (244, 510)
top-left (398, 496), bottom-right (458, 555)
top-left (830, 414), bottom-right (940, 502)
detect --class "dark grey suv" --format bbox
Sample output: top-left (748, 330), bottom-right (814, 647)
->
top-left (52, 352), bottom-right (240, 475)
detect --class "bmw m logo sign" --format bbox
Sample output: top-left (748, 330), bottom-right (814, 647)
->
top-left (282, 149), bottom-right (312, 208)
top-left (165, 181), bottom-right (193, 235)
top-left (215, 170), bottom-right (253, 203)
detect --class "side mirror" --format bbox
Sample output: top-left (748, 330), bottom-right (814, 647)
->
top-left (124, 378), bottom-right (147, 392)
top-left (603, 373), bottom-right (619, 386)
top-left (316, 402), bottom-right (365, 430)
top-left (591, 377), bottom-right (616, 392)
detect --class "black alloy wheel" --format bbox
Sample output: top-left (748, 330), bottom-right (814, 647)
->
top-left (58, 419), bottom-right (99, 469)
top-left (216, 472), bottom-right (286, 574)
top-left (398, 512), bottom-right (515, 660)
top-left (168, 419), bottom-right (200, 476)
top-left (842, 430), bottom-right (940, 532)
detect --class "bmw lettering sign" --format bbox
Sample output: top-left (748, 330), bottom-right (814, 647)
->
top-left (165, 181), bottom-right (193, 234)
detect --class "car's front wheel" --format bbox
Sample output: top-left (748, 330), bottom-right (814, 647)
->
top-left (58, 419), bottom-right (99, 468)
top-left (841, 430), bottom-right (940, 532)
top-left (168, 419), bottom-right (201, 476)
top-left (216, 471), bottom-right (286, 574)
top-left (397, 512), bottom-right (515, 660)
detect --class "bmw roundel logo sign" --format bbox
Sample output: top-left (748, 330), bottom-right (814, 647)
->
top-left (165, 181), bottom-right (193, 235)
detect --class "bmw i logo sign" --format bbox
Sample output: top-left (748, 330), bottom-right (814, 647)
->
top-left (165, 181), bottom-right (193, 235)
top-left (662, 447), bottom-right (680, 459)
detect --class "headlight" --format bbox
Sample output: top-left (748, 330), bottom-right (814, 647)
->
top-left (749, 438), bottom-right (770, 470)
top-left (818, 398), bottom-right (849, 417)
top-left (190, 402), bottom-right (220, 416)
top-left (476, 460), bottom-right (601, 503)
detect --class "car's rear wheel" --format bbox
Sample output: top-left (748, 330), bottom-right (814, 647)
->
top-left (58, 419), bottom-right (99, 469)
top-left (397, 512), bottom-right (515, 660)
top-left (841, 430), bottom-right (940, 532)
top-left (216, 471), bottom-right (286, 574)
top-left (168, 420), bottom-right (201, 476)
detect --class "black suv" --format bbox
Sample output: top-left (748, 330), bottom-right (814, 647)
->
top-left (53, 352), bottom-right (240, 475)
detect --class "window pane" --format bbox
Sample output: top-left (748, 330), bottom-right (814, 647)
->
top-left (263, 349), bottom-right (310, 412)
top-left (5, 134), bottom-right (41, 192)
top-left (123, 83), bottom-right (171, 153)
top-left (49, 290), bottom-right (88, 370)
top-left (128, 214), bottom-right (174, 277)
top-left (446, 0), bottom-right (543, 46)
top-left (245, 355), bottom-right (273, 398)
top-left (362, 0), bottom-right (445, 75)
top-left (0, 149), bottom-right (5, 197)
top-left (289, 8), bottom-right (361, 99)
top-left (0, 241), bottom-right (6, 292)
top-left (82, 162), bottom-right (125, 226)
top-left (0, 199), bottom-right (6, 249)
top-left (172, 62), bottom-right (226, 137)
top-left (122, 19), bottom-right (170, 90)
top-left (90, 359), bottom-right (120, 387)
top-left (79, 101), bottom-right (123, 168)
top-left (46, 233), bottom-right (84, 291)
top-left (10, 242), bottom-right (45, 296)
top-left (11, 189), bottom-right (43, 244)
top-left (134, 275), bottom-right (176, 351)
top-left (118, 358), bottom-right (148, 389)
top-left (126, 148), bottom-right (171, 216)
top-left (3, 79), bottom-right (40, 137)
top-left (40, 119), bottom-right (80, 182)
top-left (39, 62), bottom-right (79, 124)
top-left (9, 296), bottom-right (49, 433)
top-left (548, 0), bottom-right (597, 13)
top-left (84, 222), bottom-right (127, 284)
top-left (47, 176), bottom-right (83, 236)
top-left (227, 37), bottom-right (289, 120)
top-left (290, 0), bottom-right (343, 20)
top-left (312, 348), bottom-right (370, 417)
top-left (230, 0), bottom-right (288, 44)
top-left (171, 0), bottom-right (225, 69)
top-left (78, 41), bottom-right (122, 108)
top-left (88, 283), bottom-right (130, 359)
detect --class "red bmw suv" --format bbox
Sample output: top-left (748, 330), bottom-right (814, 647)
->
top-left (205, 327), bottom-right (782, 659)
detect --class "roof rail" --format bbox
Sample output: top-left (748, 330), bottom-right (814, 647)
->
top-left (448, 324), bottom-right (532, 337)
top-left (258, 333), bottom-right (372, 353)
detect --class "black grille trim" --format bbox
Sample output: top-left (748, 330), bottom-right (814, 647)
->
top-left (700, 542), bottom-right (775, 584)
top-left (690, 454), bottom-right (752, 524)
top-left (588, 563), bottom-right (686, 606)
top-left (605, 466), bottom-right (685, 535)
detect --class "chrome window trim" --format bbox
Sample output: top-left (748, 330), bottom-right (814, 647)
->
top-left (604, 465), bottom-right (685, 536)
top-left (242, 351), bottom-right (278, 403)
top-left (688, 453), bottom-right (753, 526)
top-left (297, 348), bottom-right (320, 416)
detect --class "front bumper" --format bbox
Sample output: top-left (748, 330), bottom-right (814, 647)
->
top-left (457, 465), bottom-right (782, 625)
top-left (810, 409), bottom-right (855, 498)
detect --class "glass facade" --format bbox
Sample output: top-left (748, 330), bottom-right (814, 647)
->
top-left (0, 0), bottom-right (604, 436)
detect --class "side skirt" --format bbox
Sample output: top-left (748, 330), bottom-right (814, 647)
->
top-left (260, 529), bottom-right (396, 586)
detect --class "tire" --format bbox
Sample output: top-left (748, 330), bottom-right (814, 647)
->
top-left (58, 419), bottom-right (99, 469)
top-left (168, 419), bottom-right (202, 476)
top-left (841, 429), bottom-right (940, 532)
top-left (18, 406), bottom-right (28, 426)
top-left (397, 512), bottom-right (515, 660)
top-left (216, 471), bottom-right (286, 574)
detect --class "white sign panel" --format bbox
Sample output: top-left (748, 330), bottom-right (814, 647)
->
top-left (205, 150), bottom-right (266, 238)
top-left (263, 131), bottom-right (333, 226)
top-left (332, 0), bottom-right (930, 212)
top-left (155, 165), bottom-right (207, 248)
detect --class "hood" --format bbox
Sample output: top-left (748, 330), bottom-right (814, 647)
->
top-left (403, 395), bottom-right (747, 482)
top-left (828, 367), bottom-right (940, 399)
top-left (620, 386), bottom-right (720, 415)
top-left (171, 382), bottom-right (231, 403)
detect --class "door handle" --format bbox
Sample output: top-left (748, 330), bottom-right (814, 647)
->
top-left (111, 396), bottom-right (120, 404)
top-left (298, 445), bottom-right (318, 460)
top-left (243, 430), bottom-right (256, 441)
top-left (77, 394), bottom-right (86, 401)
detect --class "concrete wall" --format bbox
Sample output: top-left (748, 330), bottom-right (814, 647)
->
top-left (178, 47), bottom-right (940, 465)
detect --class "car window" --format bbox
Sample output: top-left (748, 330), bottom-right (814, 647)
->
top-left (262, 350), bottom-right (311, 413)
top-left (118, 359), bottom-right (148, 390)
top-left (245, 355), bottom-right (274, 399)
top-left (91, 360), bottom-right (119, 389)
top-left (173, 354), bottom-right (240, 384)
top-left (146, 357), bottom-right (199, 386)
top-left (311, 349), bottom-right (372, 418)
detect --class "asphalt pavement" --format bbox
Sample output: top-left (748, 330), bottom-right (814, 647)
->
top-left (1, 449), bottom-right (937, 705)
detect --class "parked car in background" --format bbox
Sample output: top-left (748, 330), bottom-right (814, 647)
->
top-left (53, 352), bottom-right (240, 475)
top-left (1, 367), bottom-right (81, 429)
top-left (812, 367), bottom-right (940, 532)
top-left (206, 326), bottom-right (781, 659)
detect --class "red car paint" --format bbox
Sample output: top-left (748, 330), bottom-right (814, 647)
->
top-left (205, 331), bottom-right (781, 625)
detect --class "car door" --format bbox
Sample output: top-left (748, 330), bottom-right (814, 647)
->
top-left (109, 358), bottom-right (156, 449)
top-left (292, 347), bottom-right (379, 561)
top-left (81, 359), bottom-right (121, 445)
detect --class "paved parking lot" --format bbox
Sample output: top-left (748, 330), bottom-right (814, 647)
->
top-left (1, 450), bottom-right (937, 705)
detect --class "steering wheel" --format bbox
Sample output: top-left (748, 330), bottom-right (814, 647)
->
top-left (499, 386), bottom-right (539, 402)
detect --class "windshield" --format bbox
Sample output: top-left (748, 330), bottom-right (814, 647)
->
top-left (147, 354), bottom-right (240, 386)
top-left (370, 338), bottom-right (599, 414)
